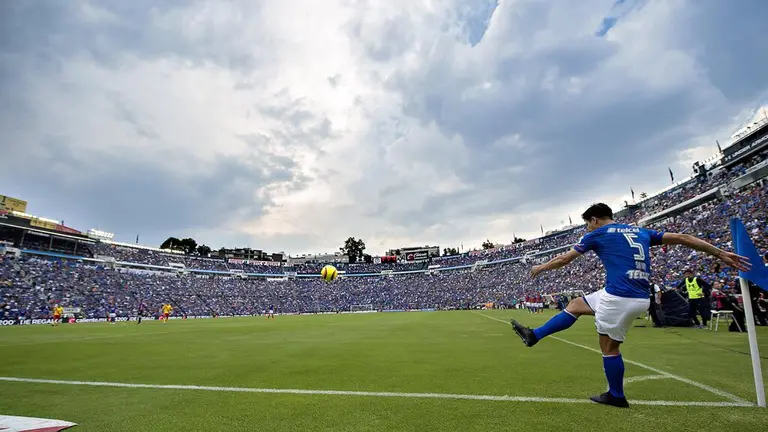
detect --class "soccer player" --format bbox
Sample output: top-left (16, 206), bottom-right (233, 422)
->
top-left (162, 303), bottom-right (173, 323)
top-left (108, 304), bottom-right (118, 324)
top-left (52, 304), bottom-right (63, 327)
top-left (137, 302), bottom-right (145, 325)
top-left (266, 304), bottom-right (275, 320)
top-left (510, 203), bottom-right (749, 408)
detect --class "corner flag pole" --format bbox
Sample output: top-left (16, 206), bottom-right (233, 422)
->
top-left (731, 217), bottom-right (767, 407)
top-left (738, 276), bottom-right (766, 407)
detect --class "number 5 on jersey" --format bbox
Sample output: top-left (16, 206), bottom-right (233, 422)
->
top-left (623, 233), bottom-right (645, 261)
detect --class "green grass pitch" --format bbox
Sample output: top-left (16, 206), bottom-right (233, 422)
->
top-left (1, 310), bottom-right (767, 431)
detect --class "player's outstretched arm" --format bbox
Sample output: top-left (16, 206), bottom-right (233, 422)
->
top-left (661, 233), bottom-right (751, 271)
top-left (530, 249), bottom-right (581, 279)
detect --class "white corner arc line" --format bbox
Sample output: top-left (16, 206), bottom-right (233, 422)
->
top-left (624, 375), bottom-right (670, 385)
top-left (549, 336), bottom-right (752, 405)
top-left (610, 375), bottom-right (670, 392)
top-left (474, 312), bottom-right (753, 406)
top-left (0, 377), bottom-right (753, 407)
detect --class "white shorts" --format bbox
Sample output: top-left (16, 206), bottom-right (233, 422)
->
top-left (268, 309), bottom-right (274, 314)
top-left (583, 289), bottom-right (649, 343)
top-left (109, 313), bottom-right (116, 318)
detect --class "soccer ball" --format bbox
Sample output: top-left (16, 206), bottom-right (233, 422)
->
top-left (320, 265), bottom-right (338, 282)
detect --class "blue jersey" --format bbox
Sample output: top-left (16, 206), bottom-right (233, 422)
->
top-left (573, 223), bottom-right (664, 299)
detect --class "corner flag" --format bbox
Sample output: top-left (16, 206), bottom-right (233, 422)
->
top-left (730, 217), bottom-right (767, 408)
top-left (730, 218), bottom-right (768, 291)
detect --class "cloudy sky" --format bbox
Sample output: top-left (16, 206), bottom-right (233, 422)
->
top-left (1, 0), bottom-right (767, 256)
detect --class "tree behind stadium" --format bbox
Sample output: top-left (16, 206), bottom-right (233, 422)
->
top-left (340, 237), bottom-right (366, 263)
top-left (160, 237), bottom-right (199, 255)
top-left (443, 247), bottom-right (459, 256)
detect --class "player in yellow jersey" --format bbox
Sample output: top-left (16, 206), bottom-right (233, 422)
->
top-left (162, 303), bottom-right (173, 323)
top-left (52, 304), bottom-right (63, 326)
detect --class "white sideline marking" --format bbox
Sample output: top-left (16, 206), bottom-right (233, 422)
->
top-left (475, 312), bottom-right (753, 406)
top-left (0, 377), bottom-right (753, 407)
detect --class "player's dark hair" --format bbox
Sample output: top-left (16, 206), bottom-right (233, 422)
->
top-left (581, 203), bottom-right (613, 221)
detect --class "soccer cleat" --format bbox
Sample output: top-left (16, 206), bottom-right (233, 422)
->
top-left (589, 392), bottom-right (630, 408)
top-left (510, 319), bottom-right (538, 347)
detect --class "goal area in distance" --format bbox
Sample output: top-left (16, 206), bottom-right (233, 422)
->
top-left (350, 304), bottom-right (374, 313)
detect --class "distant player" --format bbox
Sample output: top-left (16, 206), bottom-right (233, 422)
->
top-left (266, 304), bottom-right (275, 320)
top-left (52, 304), bottom-right (63, 327)
top-left (162, 303), bottom-right (173, 323)
top-left (108, 304), bottom-right (117, 324)
top-left (510, 203), bottom-right (749, 408)
top-left (137, 303), bottom-right (145, 325)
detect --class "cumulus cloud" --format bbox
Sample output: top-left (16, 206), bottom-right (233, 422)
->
top-left (1, 0), bottom-right (766, 255)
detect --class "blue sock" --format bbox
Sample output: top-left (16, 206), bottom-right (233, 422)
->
top-left (603, 354), bottom-right (625, 398)
top-left (532, 311), bottom-right (577, 340)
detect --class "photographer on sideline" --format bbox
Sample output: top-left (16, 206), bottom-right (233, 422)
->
top-left (649, 282), bottom-right (664, 328)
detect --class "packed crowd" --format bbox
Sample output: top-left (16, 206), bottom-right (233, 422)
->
top-left (225, 261), bottom-right (283, 274)
top-left (431, 229), bottom-right (583, 268)
top-left (91, 243), bottom-right (280, 273)
top-left (633, 176), bottom-right (720, 220)
top-left (2, 154), bottom-right (767, 321)
top-left (0, 257), bottom-right (523, 319)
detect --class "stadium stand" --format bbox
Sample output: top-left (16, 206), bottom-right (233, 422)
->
top-left (1, 146), bottom-right (767, 323)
